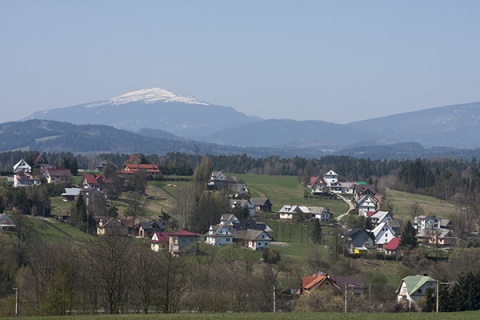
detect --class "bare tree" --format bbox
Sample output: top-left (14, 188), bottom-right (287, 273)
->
top-left (84, 235), bottom-right (134, 314)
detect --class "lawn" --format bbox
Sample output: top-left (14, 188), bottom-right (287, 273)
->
top-left (5, 311), bottom-right (480, 320)
top-left (234, 174), bottom-right (349, 216)
top-left (385, 188), bottom-right (456, 221)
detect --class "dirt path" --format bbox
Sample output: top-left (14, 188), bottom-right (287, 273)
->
top-left (336, 195), bottom-right (355, 220)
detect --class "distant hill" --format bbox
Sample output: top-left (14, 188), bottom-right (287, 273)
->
top-left (23, 88), bottom-right (260, 138)
top-left (2, 119), bottom-right (480, 160)
top-left (19, 87), bottom-right (480, 151)
top-left (347, 102), bottom-right (480, 148)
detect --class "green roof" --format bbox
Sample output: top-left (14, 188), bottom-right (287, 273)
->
top-left (402, 275), bottom-right (436, 295)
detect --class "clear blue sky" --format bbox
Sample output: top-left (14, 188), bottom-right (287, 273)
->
top-left (1, 0), bottom-right (479, 124)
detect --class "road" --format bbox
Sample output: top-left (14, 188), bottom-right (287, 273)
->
top-left (336, 194), bottom-right (355, 221)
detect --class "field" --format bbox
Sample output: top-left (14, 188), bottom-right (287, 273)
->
top-left (385, 188), bottom-right (456, 221)
top-left (5, 311), bottom-right (480, 320)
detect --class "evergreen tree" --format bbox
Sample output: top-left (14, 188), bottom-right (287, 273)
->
top-left (400, 220), bottom-right (418, 249)
top-left (310, 218), bottom-right (323, 244)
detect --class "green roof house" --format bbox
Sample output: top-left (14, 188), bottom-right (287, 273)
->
top-left (396, 275), bottom-right (437, 310)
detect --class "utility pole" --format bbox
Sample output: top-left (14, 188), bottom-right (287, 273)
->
top-left (273, 282), bottom-right (276, 313)
top-left (13, 287), bottom-right (18, 317)
top-left (436, 280), bottom-right (439, 313)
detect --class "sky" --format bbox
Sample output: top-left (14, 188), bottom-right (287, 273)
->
top-left (1, 0), bottom-right (479, 124)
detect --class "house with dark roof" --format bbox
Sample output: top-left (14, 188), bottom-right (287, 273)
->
top-left (232, 229), bottom-right (272, 251)
top-left (42, 168), bottom-right (72, 184)
top-left (96, 217), bottom-right (128, 236)
top-left (138, 220), bottom-right (167, 238)
top-left (229, 199), bottom-right (255, 217)
top-left (0, 213), bottom-right (16, 231)
top-left (345, 228), bottom-right (375, 254)
top-left (250, 198), bottom-right (273, 212)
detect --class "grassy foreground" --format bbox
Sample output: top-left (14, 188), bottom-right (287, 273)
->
top-left (5, 311), bottom-right (480, 320)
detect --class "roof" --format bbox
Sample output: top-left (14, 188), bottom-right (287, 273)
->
top-left (370, 210), bottom-right (390, 220)
top-left (45, 168), bottom-right (72, 177)
top-left (61, 188), bottom-right (81, 196)
top-left (170, 230), bottom-right (199, 237)
top-left (331, 275), bottom-right (365, 288)
top-left (233, 229), bottom-right (272, 241)
top-left (399, 275), bottom-right (436, 295)
top-left (371, 222), bottom-right (393, 237)
top-left (250, 198), bottom-right (271, 206)
top-left (151, 231), bottom-right (171, 243)
top-left (384, 237), bottom-right (401, 251)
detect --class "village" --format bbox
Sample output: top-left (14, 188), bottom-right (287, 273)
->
top-left (0, 153), bottom-right (464, 314)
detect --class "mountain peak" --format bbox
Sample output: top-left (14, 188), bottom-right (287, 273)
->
top-left (86, 87), bottom-right (209, 108)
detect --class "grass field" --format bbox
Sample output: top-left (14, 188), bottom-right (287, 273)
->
top-left (5, 311), bottom-right (480, 320)
top-left (385, 188), bottom-right (456, 221)
top-left (234, 174), bottom-right (349, 216)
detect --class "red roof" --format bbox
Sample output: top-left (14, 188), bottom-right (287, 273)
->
top-left (170, 230), bottom-right (199, 237)
top-left (384, 237), bottom-right (401, 251)
top-left (367, 211), bottom-right (376, 217)
top-left (123, 163), bottom-right (161, 173)
top-left (151, 232), bottom-right (172, 243)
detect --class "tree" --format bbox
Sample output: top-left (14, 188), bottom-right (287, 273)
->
top-left (310, 218), bottom-right (323, 244)
top-left (84, 235), bottom-right (134, 314)
top-left (125, 191), bottom-right (146, 235)
top-left (9, 214), bottom-right (37, 267)
top-left (400, 220), bottom-right (418, 250)
top-left (192, 155), bottom-right (212, 184)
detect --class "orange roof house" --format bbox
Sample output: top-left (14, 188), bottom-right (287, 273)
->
top-left (297, 272), bottom-right (341, 294)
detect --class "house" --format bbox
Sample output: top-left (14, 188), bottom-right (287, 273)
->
top-left (417, 228), bottom-right (457, 247)
top-left (234, 219), bottom-right (274, 239)
top-left (278, 205), bottom-right (301, 220)
top-left (356, 194), bottom-right (381, 217)
top-left (229, 199), bottom-right (256, 217)
top-left (415, 215), bottom-right (441, 232)
top-left (96, 160), bottom-right (108, 172)
top-left (13, 159), bottom-right (32, 173)
top-left (138, 221), bottom-right (167, 238)
top-left (368, 210), bottom-right (393, 228)
top-left (33, 153), bottom-right (49, 168)
top-left (297, 271), bottom-right (341, 295)
top-left (13, 171), bottom-right (41, 188)
top-left (42, 168), bottom-right (72, 185)
top-left (330, 181), bottom-right (355, 195)
top-left (384, 237), bottom-right (401, 255)
top-left (169, 230), bottom-right (199, 256)
top-left (353, 183), bottom-right (377, 201)
top-left (83, 174), bottom-right (107, 190)
top-left (387, 219), bottom-right (401, 234)
top-left (331, 275), bottom-right (367, 295)
top-left (151, 231), bottom-right (171, 252)
top-left (96, 217), bottom-right (128, 236)
top-left (0, 213), bottom-right (16, 231)
top-left (120, 163), bottom-right (162, 180)
top-left (232, 229), bottom-right (272, 251)
top-left (61, 187), bottom-right (81, 201)
top-left (345, 228), bottom-right (375, 254)
top-left (309, 176), bottom-right (329, 195)
top-left (206, 223), bottom-right (235, 247)
top-left (250, 198), bottom-right (273, 212)
top-left (307, 207), bottom-right (334, 222)
top-left (227, 182), bottom-right (249, 198)
top-left (323, 170), bottom-right (338, 187)
top-left (208, 171), bottom-right (229, 189)
top-left (396, 275), bottom-right (437, 310)
top-left (371, 222), bottom-right (396, 249)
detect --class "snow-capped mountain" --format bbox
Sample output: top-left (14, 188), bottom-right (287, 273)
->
top-left (23, 87), bottom-right (259, 137)
top-left (85, 88), bottom-right (209, 108)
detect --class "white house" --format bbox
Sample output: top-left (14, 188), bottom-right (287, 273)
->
top-left (356, 194), bottom-right (380, 217)
top-left (206, 224), bottom-right (235, 247)
top-left (369, 210), bottom-right (393, 228)
top-left (415, 215), bottom-right (441, 232)
top-left (233, 230), bottom-right (272, 251)
top-left (371, 222), bottom-right (396, 248)
top-left (323, 170), bottom-right (338, 187)
top-left (308, 207), bottom-right (334, 222)
top-left (396, 275), bottom-right (437, 310)
top-left (13, 159), bottom-right (31, 173)
top-left (278, 205), bottom-right (301, 220)
top-left (230, 199), bottom-right (255, 217)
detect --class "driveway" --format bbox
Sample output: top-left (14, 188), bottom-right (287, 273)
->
top-left (336, 194), bottom-right (355, 221)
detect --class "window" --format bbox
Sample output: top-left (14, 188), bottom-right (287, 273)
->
top-left (226, 238), bottom-right (230, 241)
